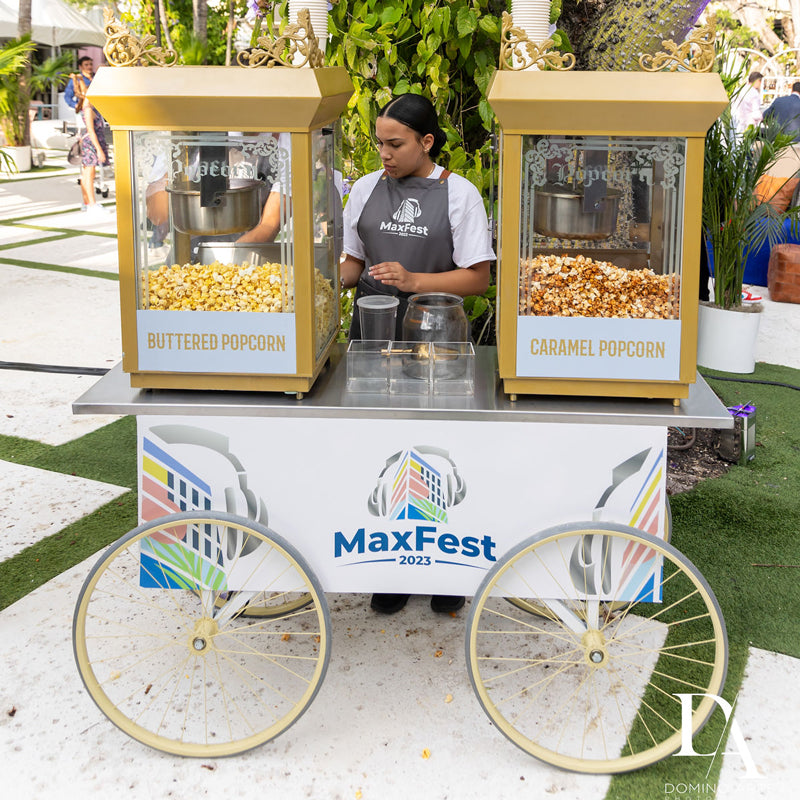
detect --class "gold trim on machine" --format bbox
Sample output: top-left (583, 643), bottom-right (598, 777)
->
top-left (238, 9), bottom-right (323, 69)
top-left (102, 9), bottom-right (177, 67)
top-left (499, 12), bottom-right (576, 72)
top-left (639, 18), bottom-right (716, 73)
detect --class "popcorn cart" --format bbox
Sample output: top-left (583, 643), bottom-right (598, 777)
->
top-left (71, 13), bottom-right (733, 776)
top-left (88, 25), bottom-right (352, 395)
top-left (489, 69), bottom-right (728, 401)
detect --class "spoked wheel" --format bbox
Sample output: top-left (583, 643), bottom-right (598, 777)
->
top-left (73, 511), bottom-right (330, 757)
top-left (466, 522), bottom-right (727, 774)
top-left (209, 590), bottom-right (313, 619)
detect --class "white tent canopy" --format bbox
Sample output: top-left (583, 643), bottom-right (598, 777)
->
top-left (0, 0), bottom-right (105, 47)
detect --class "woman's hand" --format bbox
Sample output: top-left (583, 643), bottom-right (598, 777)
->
top-left (368, 261), bottom-right (417, 293)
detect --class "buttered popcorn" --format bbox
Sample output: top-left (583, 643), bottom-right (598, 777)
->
top-left (519, 254), bottom-right (680, 320)
top-left (147, 261), bottom-right (294, 313)
top-left (146, 261), bottom-right (337, 350)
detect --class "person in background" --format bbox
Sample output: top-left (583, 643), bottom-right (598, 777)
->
top-left (64, 56), bottom-right (93, 114)
top-left (78, 95), bottom-right (110, 218)
top-left (732, 71), bottom-right (763, 134)
top-left (340, 93), bottom-right (495, 615)
top-left (762, 80), bottom-right (800, 142)
top-left (66, 57), bottom-right (109, 216)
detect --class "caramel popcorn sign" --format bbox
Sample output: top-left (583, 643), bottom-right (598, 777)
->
top-left (516, 316), bottom-right (682, 380)
top-left (137, 310), bottom-right (297, 373)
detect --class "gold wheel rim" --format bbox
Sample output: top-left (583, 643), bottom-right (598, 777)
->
top-left (73, 513), bottom-right (330, 757)
top-left (467, 524), bottom-right (727, 774)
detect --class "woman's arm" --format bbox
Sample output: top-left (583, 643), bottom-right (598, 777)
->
top-left (367, 260), bottom-right (491, 297)
top-left (340, 253), bottom-right (365, 289)
top-left (237, 191), bottom-right (288, 243)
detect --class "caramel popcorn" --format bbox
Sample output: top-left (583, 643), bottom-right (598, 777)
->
top-left (519, 254), bottom-right (680, 320)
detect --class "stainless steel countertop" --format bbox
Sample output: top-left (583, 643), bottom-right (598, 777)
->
top-left (73, 345), bottom-right (733, 428)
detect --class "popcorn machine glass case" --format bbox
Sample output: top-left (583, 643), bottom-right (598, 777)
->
top-left (489, 72), bottom-right (728, 400)
top-left (88, 66), bottom-right (352, 393)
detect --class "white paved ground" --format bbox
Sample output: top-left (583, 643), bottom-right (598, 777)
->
top-left (1, 157), bottom-right (798, 800)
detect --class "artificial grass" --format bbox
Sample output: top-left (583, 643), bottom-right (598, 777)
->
top-left (0, 415), bottom-right (137, 489)
top-left (606, 361), bottom-right (800, 799)
top-left (0, 256), bottom-right (118, 281)
top-left (0, 416), bottom-right (138, 611)
top-left (0, 491), bottom-right (137, 610)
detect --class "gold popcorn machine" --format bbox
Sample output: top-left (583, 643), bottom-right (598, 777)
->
top-left (489, 24), bottom-right (728, 401)
top-left (88, 12), bottom-right (352, 394)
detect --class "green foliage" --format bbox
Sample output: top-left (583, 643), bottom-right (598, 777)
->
top-left (703, 112), bottom-right (798, 309)
top-left (704, 41), bottom-right (799, 309)
top-left (29, 52), bottom-right (74, 95)
top-left (328, 0), bottom-right (502, 340)
top-left (121, 0), bottom-right (250, 65)
top-left (714, 7), bottom-right (760, 51)
top-left (0, 36), bottom-right (36, 148)
top-left (328, 0), bottom-right (502, 194)
top-left (174, 32), bottom-right (211, 65)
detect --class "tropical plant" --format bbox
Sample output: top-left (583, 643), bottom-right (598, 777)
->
top-left (703, 109), bottom-right (798, 309)
top-left (29, 52), bottom-right (74, 97)
top-left (0, 36), bottom-right (36, 150)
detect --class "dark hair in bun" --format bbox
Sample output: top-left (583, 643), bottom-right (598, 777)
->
top-left (378, 94), bottom-right (448, 158)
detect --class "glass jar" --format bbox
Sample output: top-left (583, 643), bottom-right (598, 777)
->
top-left (401, 293), bottom-right (469, 343)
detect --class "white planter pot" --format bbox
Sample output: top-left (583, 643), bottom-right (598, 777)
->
top-left (1, 144), bottom-right (32, 173)
top-left (697, 302), bottom-right (762, 373)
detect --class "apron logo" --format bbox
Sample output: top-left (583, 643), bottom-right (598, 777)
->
top-left (379, 198), bottom-right (429, 237)
top-left (393, 198), bottom-right (421, 223)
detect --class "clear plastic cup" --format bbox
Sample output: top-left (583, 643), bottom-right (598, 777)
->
top-left (356, 295), bottom-right (399, 340)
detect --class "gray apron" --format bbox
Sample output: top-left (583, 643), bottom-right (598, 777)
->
top-left (350, 169), bottom-right (453, 339)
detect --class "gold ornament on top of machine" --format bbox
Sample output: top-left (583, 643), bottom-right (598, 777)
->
top-left (88, 10), bottom-right (353, 395)
top-left (489, 17), bottom-right (727, 402)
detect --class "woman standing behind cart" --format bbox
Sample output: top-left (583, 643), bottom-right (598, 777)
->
top-left (341, 94), bottom-right (495, 615)
top-left (341, 94), bottom-right (494, 339)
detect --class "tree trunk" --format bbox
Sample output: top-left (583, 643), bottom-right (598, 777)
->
top-left (193, 0), bottom-right (208, 48)
top-left (17, 0), bottom-right (32, 148)
top-left (566, 0), bottom-right (711, 71)
top-left (790, 0), bottom-right (800, 49)
top-left (158, 0), bottom-right (175, 51)
top-left (738, 5), bottom-right (785, 55)
top-left (225, 0), bottom-right (235, 66)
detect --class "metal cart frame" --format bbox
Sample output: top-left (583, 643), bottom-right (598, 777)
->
top-left (71, 346), bottom-right (733, 773)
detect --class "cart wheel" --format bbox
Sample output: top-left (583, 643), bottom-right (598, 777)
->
top-left (466, 522), bottom-right (727, 774)
top-left (73, 511), bottom-right (330, 757)
top-left (211, 589), bottom-right (313, 619)
top-left (102, 188), bottom-right (109, 198)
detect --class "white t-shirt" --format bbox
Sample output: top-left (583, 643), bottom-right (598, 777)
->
top-left (343, 164), bottom-right (496, 268)
top-left (732, 85), bottom-right (763, 133)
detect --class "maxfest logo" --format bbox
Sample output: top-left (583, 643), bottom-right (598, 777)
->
top-left (333, 447), bottom-right (497, 567)
top-left (379, 198), bottom-right (430, 237)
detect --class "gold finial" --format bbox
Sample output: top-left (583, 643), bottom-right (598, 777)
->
top-left (102, 9), bottom-right (177, 67)
top-left (238, 9), bottom-right (323, 68)
top-left (499, 12), bottom-right (576, 71)
top-left (639, 17), bottom-right (716, 73)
